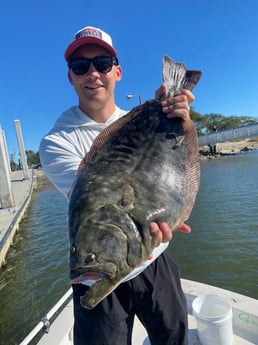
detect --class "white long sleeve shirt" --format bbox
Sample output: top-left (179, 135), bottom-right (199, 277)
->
top-left (39, 105), bottom-right (168, 283)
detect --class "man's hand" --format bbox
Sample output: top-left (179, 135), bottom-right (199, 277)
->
top-left (155, 83), bottom-right (194, 121)
top-left (148, 222), bottom-right (191, 259)
top-left (149, 222), bottom-right (191, 248)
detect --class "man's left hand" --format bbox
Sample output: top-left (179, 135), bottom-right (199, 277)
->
top-left (149, 222), bottom-right (191, 248)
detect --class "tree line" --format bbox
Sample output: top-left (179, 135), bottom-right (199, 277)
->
top-left (190, 108), bottom-right (257, 136)
top-left (10, 150), bottom-right (40, 171)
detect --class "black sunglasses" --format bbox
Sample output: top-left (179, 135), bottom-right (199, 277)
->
top-left (68, 56), bottom-right (119, 75)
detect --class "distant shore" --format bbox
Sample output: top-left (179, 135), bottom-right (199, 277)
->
top-left (199, 136), bottom-right (258, 160)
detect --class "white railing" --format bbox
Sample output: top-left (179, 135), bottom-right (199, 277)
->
top-left (198, 123), bottom-right (258, 146)
top-left (19, 287), bottom-right (73, 345)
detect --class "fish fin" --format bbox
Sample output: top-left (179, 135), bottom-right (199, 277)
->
top-left (81, 276), bottom-right (128, 309)
top-left (183, 70), bottom-right (202, 91)
top-left (162, 55), bottom-right (202, 98)
top-left (77, 105), bottom-right (145, 174)
top-left (162, 55), bottom-right (186, 98)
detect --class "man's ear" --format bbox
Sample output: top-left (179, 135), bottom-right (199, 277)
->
top-left (115, 65), bottom-right (122, 82)
top-left (68, 70), bottom-right (73, 85)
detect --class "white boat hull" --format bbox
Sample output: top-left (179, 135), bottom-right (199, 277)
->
top-left (33, 279), bottom-right (258, 345)
top-left (20, 279), bottom-right (258, 345)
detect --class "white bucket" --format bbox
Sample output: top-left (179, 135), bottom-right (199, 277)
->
top-left (192, 294), bottom-right (233, 345)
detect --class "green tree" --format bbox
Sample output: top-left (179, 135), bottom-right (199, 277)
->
top-left (190, 108), bottom-right (205, 135)
top-left (197, 113), bottom-right (258, 134)
top-left (9, 153), bottom-right (18, 171)
top-left (25, 150), bottom-right (40, 166)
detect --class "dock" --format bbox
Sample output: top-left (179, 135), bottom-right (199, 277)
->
top-left (0, 169), bottom-right (36, 267)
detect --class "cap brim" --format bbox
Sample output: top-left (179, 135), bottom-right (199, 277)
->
top-left (64, 37), bottom-right (117, 61)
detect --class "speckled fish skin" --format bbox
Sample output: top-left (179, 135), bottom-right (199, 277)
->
top-left (68, 56), bottom-right (202, 309)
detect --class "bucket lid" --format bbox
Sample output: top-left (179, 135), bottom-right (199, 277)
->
top-left (192, 294), bottom-right (232, 322)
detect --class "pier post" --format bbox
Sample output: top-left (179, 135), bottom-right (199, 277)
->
top-left (0, 128), bottom-right (14, 208)
top-left (14, 120), bottom-right (29, 180)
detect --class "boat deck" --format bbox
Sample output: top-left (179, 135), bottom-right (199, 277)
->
top-left (36, 279), bottom-right (258, 345)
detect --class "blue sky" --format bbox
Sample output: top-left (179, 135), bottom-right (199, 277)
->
top-left (0, 0), bottom-right (257, 159)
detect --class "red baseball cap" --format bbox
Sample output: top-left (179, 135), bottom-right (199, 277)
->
top-left (64, 26), bottom-right (117, 61)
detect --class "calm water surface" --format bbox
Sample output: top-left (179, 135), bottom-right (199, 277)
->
top-left (0, 189), bottom-right (69, 344)
top-left (171, 151), bottom-right (258, 298)
top-left (0, 151), bottom-right (258, 344)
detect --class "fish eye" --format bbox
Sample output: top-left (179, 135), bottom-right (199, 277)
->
top-left (70, 246), bottom-right (76, 254)
top-left (85, 253), bottom-right (95, 264)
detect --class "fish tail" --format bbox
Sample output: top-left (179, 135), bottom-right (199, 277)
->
top-left (162, 55), bottom-right (202, 98)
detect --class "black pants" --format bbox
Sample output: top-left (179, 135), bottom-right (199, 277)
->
top-left (72, 252), bottom-right (188, 345)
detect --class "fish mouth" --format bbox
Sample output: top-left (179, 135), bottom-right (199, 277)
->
top-left (71, 272), bottom-right (106, 284)
top-left (71, 262), bottom-right (117, 284)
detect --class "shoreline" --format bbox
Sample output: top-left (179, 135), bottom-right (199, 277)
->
top-left (35, 169), bottom-right (55, 190)
top-left (199, 136), bottom-right (258, 160)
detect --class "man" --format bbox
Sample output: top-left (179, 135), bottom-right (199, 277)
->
top-left (40, 26), bottom-right (195, 345)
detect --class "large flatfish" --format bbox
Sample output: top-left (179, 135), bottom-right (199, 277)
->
top-left (69, 55), bottom-right (202, 309)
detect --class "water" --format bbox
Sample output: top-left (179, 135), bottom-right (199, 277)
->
top-left (0, 189), bottom-right (70, 345)
top-left (171, 151), bottom-right (258, 298)
top-left (0, 151), bottom-right (258, 344)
